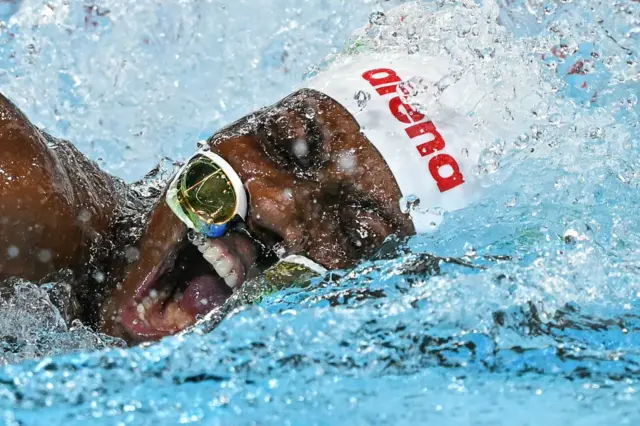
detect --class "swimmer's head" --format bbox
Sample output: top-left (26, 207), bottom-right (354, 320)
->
top-left (101, 88), bottom-right (416, 342)
top-left (101, 51), bottom-right (501, 343)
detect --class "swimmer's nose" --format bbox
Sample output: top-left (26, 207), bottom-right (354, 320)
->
top-left (244, 178), bottom-right (308, 255)
top-left (243, 177), bottom-right (355, 270)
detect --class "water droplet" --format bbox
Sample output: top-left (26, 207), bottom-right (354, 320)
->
top-left (369, 11), bottom-right (387, 26)
top-left (399, 77), bottom-right (427, 98)
top-left (544, 3), bottom-right (557, 15)
top-left (338, 152), bottom-right (357, 173)
top-left (92, 270), bottom-right (105, 283)
top-left (77, 208), bottom-right (92, 223)
top-left (354, 90), bottom-right (371, 109)
top-left (188, 230), bottom-right (205, 246)
top-left (514, 133), bottom-right (530, 149)
top-left (7, 245), bottom-right (19, 259)
top-left (293, 139), bottom-right (308, 158)
top-left (589, 127), bottom-right (604, 139)
top-left (477, 149), bottom-right (500, 175)
top-left (196, 140), bottom-right (210, 151)
top-left (563, 229), bottom-right (579, 245)
top-left (400, 195), bottom-right (420, 214)
top-left (304, 108), bottom-right (315, 119)
top-left (464, 243), bottom-right (477, 257)
top-left (124, 246), bottom-right (140, 263)
top-left (406, 25), bottom-right (417, 40)
top-left (548, 113), bottom-right (562, 124)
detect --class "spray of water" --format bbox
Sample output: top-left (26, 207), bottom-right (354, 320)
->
top-left (0, 0), bottom-right (638, 423)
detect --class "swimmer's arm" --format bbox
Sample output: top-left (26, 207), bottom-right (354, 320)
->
top-left (0, 92), bottom-right (119, 282)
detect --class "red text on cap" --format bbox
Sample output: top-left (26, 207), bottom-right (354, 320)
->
top-left (362, 68), bottom-right (464, 192)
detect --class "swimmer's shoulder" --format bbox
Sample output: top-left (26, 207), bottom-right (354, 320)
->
top-left (0, 92), bottom-right (35, 128)
top-left (0, 92), bottom-right (56, 169)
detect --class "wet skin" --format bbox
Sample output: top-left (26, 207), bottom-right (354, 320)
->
top-left (0, 89), bottom-right (415, 344)
top-left (0, 93), bottom-right (121, 322)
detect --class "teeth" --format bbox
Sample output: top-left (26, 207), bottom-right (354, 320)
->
top-left (192, 238), bottom-right (240, 289)
top-left (212, 257), bottom-right (233, 277)
top-left (136, 303), bottom-right (146, 321)
top-left (224, 272), bottom-right (239, 289)
top-left (192, 237), bottom-right (216, 255)
top-left (142, 297), bottom-right (153, 310)
top-left (201, 244), bottom-right (223, 263)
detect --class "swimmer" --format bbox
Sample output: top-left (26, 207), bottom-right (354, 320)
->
top-left (0, 2), bottom-right (543, 343)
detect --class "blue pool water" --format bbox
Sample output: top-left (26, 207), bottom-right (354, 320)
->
top-left (1, 0), bottom-right (640, 424)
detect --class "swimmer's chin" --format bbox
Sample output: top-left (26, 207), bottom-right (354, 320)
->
top-left (101, 230), bottom-right (264, 344)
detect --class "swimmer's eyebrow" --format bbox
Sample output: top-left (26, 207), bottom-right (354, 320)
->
top-left (256, 95), bottom-right (326, 172)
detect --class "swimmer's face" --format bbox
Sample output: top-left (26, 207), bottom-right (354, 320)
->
top-left (102, 89), bottom-right (414, 342)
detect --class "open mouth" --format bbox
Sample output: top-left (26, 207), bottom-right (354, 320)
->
top-left (118, 233), bottom-right (260, 340)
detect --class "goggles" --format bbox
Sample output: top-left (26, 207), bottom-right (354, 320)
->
top-left (166, 149), bottom-right (248, 238)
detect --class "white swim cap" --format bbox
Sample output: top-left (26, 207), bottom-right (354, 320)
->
top-left (305, 53), bottom-right (491, 233)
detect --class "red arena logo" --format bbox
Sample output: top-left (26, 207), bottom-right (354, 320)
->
top-left (362, 68), bottom-right (465, 193)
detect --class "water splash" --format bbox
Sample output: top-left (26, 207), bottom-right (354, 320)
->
top-left (0, 0), bottom-right (409, 181)
top-left (0, 0), bottom-right (639, 424)
top-left (0, 280), bottom-right (124, 366)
